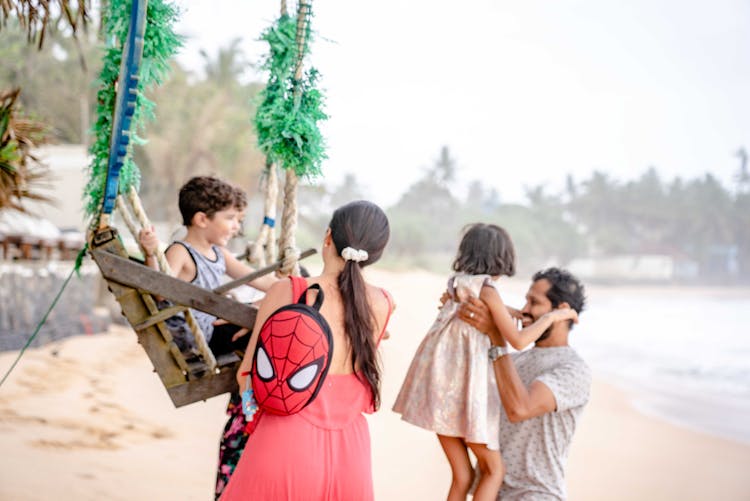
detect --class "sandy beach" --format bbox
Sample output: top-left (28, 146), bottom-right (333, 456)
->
top-left (1, 268), bottom-right (749, 500)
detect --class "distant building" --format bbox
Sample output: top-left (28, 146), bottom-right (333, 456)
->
top-left (0, 144), bottom-right (88, 260)
top-left (23, 144), bottom-right (90, 231)
top-left (567, 254), bottom-right (699, 282)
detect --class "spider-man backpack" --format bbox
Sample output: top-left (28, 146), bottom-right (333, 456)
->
top-left (251, 276), bottom-right (333, 415)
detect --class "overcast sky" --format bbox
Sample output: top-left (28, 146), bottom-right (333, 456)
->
top-left (175, 0), bottom-right (750, 206)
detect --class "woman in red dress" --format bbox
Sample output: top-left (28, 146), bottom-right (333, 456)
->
top-left (220, 200), bottom-right (394, 501)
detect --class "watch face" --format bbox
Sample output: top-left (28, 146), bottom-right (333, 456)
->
top-left (489, 345), bottom-right (508, 361)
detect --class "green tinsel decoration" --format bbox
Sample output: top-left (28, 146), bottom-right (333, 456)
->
top-left (254, 9), bottom-right (327, 179)
top-left (83, 0), bottom-right (182, 221)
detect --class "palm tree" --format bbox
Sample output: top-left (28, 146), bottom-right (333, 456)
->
top-left (200, 38), bottom-right (249, 89)
top-left (0, 87), bottom-right (52, 212)
top-left (0, 0), bottom-right (89, 48)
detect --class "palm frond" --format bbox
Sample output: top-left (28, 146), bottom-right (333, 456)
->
top-left (0, 87), bottom-right (53, 213)
top-left (0, 0), bottom-right (90, 49)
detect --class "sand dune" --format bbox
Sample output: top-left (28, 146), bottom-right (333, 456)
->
top-left (1, 269), bottom-right (749, 500)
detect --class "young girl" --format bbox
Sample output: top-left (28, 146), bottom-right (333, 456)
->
top-left (392, 223), bottom-right (577, 501)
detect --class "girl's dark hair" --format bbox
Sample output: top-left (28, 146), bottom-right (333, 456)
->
top-left (329, 200), bottom-right (390, 409)
top-left (452, 223), bottom-right (516, 277)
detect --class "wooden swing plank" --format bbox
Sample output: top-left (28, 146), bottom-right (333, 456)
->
top-left (106, 281), bottom-right (188, 388)
top-left (89, 230), bottom-right (251, 407)
top-left (91, 249), bottom-right (258, 329)
top-left (133, 304), bottom-right (187, 331)
top-left (215, 247), bottom-right (317, 294)
top-left (99, 271), bottom-right (240, 406)
top-left (136, 290), bottom-right (196, 376)
top-left (167, 363), bottom-right (239, 407)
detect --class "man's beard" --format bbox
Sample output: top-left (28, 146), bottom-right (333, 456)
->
top-left (535, 326), bottom-right (553, 343)
top-left (524, 314), bottom-right (552, 343)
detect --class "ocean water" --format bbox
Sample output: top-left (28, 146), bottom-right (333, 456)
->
top-left (567, 288), bottom-right (750, 444)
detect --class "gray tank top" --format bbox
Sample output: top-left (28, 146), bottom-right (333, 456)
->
top-left (173, 241), bottom-right (226, 342)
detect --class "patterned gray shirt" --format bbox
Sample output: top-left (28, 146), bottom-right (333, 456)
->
top-left (172, 241), bottom-right (226, 342)
top-left (498, 346), bottom-right (591, 501)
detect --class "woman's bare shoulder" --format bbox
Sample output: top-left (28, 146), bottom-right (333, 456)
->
top-left (365, 283), bottom-right (394, 317)
top-left (263, 277), bottom-right (294, 304)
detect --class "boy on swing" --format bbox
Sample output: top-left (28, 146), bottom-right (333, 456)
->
top-left (138, 175), bottom-right (278, 357)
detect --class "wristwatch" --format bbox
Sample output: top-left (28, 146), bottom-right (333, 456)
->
top-left (488, 345), bottom-right (509, 362)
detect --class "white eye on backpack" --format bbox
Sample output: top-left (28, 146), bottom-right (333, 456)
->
top-left (288, 358), bottom-right (324, 392)
top-left (255, 345), bottom-right (274, 380)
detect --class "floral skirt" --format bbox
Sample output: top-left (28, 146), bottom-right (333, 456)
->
top-left (215, 392), bottom-right (249, 499)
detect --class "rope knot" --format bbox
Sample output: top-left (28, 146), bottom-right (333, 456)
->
top-left (280, 246), bottom-right (301, 276)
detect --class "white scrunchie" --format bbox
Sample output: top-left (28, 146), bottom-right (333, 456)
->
top-left (341, 247), bottom-right (369, 263)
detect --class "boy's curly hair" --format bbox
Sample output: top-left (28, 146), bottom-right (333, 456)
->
top-left (178, 176), bottom-right (246, 226)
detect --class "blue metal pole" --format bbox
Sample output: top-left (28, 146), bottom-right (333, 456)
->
top-left (101, 0), bottom-right (148, 216)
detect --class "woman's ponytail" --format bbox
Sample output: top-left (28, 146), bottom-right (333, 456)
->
top-left (329, 201), bottom-right (390, 409)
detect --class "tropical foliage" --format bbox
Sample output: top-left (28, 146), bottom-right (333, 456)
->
top-left (0, 0), bottom-right (89, 48)
top-left (381, 147), bottom-right (750, 281)
top-left (1, 8), bottom-right (747, 281)
top-left (83, 0), bottom-right (182, 222)
top-left (0, 18), bottom-right (270, 224)
top-left (254, 8), bottom-right (327, 178)
top-left (0, 87), bottom-right (51, 212)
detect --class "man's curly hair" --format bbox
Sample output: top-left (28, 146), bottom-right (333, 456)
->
top-left (533, 268), bottom-right (586, 328)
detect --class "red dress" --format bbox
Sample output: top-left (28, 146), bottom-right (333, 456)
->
top-left (220, 373), bottom-right (375, 500)
top-left (220, 289), bottom-right (393, 501)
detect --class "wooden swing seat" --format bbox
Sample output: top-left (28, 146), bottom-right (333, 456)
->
top-left (89, 226), bottom-right (258, 407)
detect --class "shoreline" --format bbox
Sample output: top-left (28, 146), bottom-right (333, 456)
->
top-left (1, 269), bottom-right (749, 500)
top-left (599, 373), bottom-right (750, 446)
top-left (0, 329), bottom-right (748, 500)
top-left (566, 379), bottom-right (750, 501)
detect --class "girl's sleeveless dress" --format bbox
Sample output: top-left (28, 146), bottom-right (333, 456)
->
top-left (392, 273), bottom-right (500, 449)
top-left (220, 289), bottom-right (393, 501)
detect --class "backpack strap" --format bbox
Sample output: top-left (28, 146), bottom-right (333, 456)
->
top-left (289, 275), bottom-right (308, 303)
top-left (290, 276), bottom-right (325, 310)
top-left (376, 288), bottom-right (394, 346)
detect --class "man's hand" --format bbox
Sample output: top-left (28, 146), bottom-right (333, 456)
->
top-left (458, 296), bottom-right (502, 342)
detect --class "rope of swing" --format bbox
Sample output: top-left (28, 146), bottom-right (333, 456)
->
top-left (248, 161), bottom-right (279, 267)
top-left (247, 0), bottom-right (294, 270)
top-left (0, 246), bottom-right (87, 389)
top-left (278, 0), bottom-right (312, 277)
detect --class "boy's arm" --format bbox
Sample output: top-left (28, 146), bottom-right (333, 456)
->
top-left (222, 248), bottom-right (279, 292)
top-left (479, 285), bottom-right (576, 350)
top-left (164, 243), bottom-right (193, 281)
top-left (137, 227), bottom-right (194, 281)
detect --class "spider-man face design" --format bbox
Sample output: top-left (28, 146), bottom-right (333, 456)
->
top-left (252, 305), bottom-right (333, 415)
